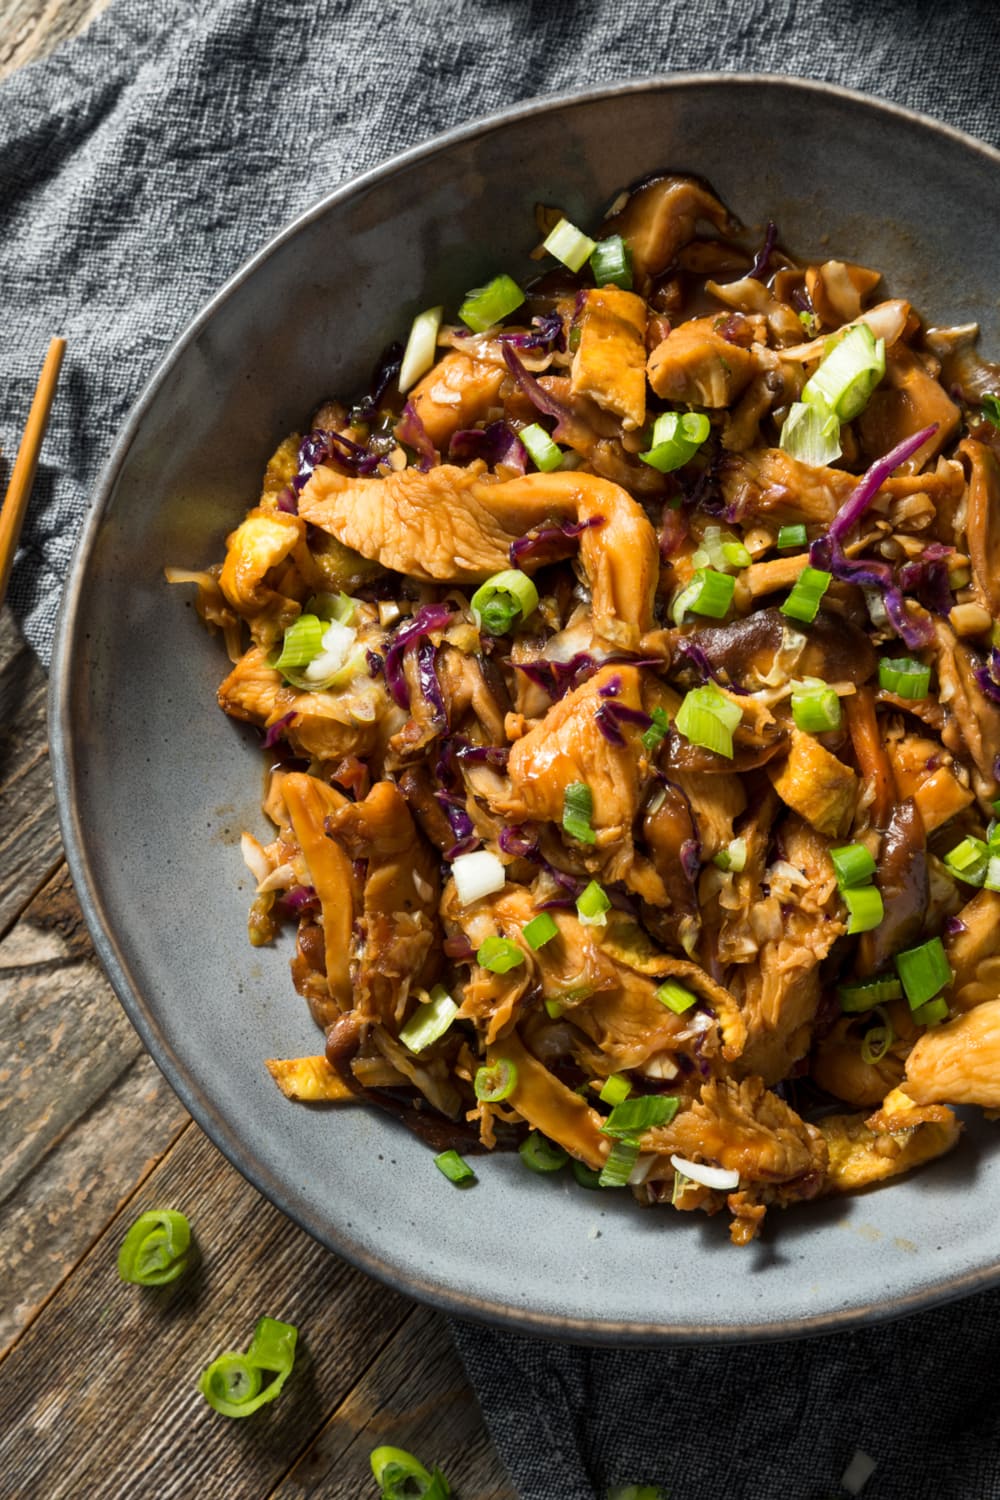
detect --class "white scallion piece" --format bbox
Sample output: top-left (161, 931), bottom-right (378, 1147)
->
top-left (303, 617), bottom-right (357, 683)
top-left (669, 1154), bottom-right (740, 1191)
top-left (397, 305), bottom-right (444, 394)
top-left (841, 1450), bottom-right (878, 1496)
top-left (452, 849), bottom-right (506, 906)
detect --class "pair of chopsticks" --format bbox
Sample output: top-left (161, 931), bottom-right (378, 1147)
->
top-left (0, 337), bottom-right (66, 607)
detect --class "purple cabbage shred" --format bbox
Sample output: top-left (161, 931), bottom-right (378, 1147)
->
top-left (748, 220), bottom-right (778, 282)
top-left (497, 311), bottom-right (566, 353)
top-left (396, 400), bottom-right (437, 471)
top-left (509, 515), bottom-right (604, 567)
top-left (449, 421), bottom-right (528, 472)
top-left (973, 648), bottom-right (1000, 706)
top-left (262, 710), bottom-right (297, 750)
top-left (384, 603), bottom-right (455, 709)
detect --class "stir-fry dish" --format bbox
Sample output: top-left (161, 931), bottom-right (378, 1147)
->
top-left (171, 173), bottom-right (1000, 1244)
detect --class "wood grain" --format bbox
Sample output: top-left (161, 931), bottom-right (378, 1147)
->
top-left (0, 608), bottom-right (62, 938)
top-left (0, 0), bottom-right (111, 77)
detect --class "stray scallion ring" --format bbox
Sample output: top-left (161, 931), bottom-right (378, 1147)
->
top-left (639, 410), bottom-right (711, 473)
top-left (476, 935), bottom-right (526, 974)
top-left (543, 217), bottom-right (597, 272)
top-left (780, 565), bottom-right (832, 624)
top-left (523, 911), bottom-right (559, 950)
top-left (117, 1209), bottom-right (192, 1286)
top-left (199, 1317), bottom-right (298, 1418)
top-left (519, 1131), bottom-right (569, 1173)
top-left (371, 1446), bottom-right (452, 1500)
top-left (474, 1058), bottom-right (518, 1103)
top-left (878, 656), bottom-right (931, 698)
top-left (470, 568), bottom-right (538, 635)
top-left (589, 235), bottom-right (633, 289)
top-left (434, 1149), bottom-right (477, 1187)
top-left (458, 273), bottom-right (524, 333)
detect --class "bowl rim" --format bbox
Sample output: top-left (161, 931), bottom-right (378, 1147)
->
top-left (50, 71), bottom-right (1000, 1344)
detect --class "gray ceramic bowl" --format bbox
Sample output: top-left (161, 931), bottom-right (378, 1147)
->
top-left (52, 75), bottom-right (1000, 1342)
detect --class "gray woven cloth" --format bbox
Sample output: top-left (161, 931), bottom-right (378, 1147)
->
top-left (4, 2), bottom-right (1000, 1497)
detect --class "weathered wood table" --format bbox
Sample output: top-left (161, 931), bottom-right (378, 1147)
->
top-left (0, 8), bottom-right (514, 1496)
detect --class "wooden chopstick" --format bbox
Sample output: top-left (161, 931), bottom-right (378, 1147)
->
top-left (0, 337), bottom-right (67, 607)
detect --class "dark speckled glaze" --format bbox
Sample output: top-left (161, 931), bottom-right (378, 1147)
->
top-left (51, 76), bottom-right (1000, 1343)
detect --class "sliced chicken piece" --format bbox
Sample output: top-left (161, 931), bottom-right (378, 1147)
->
top-left (944, 889), bottom-right (1000, 1012)
top-left (811, 1006), bottom-right (913, 1109)
top-left (217, 646), bottom-right (385, 761)
top-left (219, 507), bottom-right (306, 638)
top-left (767, 727), bottom-right (857, 837)
top-left (570, 287), bottom-right (647, 430)
top-left (265, 1055), bottom-right (355, 1102)
top-left (298, 464), bottom-right (658, 648)
top-left (281, 773), bottom-right (355, 1013)
top-left (721, 445), bottom-right (961, 528)
top-left (885, 730), bottom-right (975, 833)
top-left (489, 1029), bottom-right (610, 1169)
top-left (599, 173), bottom-right (735, 293)
top-left (405, 351), bottom-right (507, 449)
top-left (904, 1000), bottom-right (1000, 1108)
top-left (647, 315), bottom-right (756, 407)
top-left (819, 1091), bottom-right (960, 1193)
top-left (857, 342), bottom-right (960, 470)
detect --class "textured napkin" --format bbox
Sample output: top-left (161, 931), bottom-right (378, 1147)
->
top-left (4, 1), bottom-right (1000, 1497)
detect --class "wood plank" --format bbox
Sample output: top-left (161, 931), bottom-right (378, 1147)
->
top-left (273, 1303), bottom-right (515, 1500)
top-left (0, 608), bottom-right (62, 938)
top-left (0, 0), bottom-right (111, 77)
top-left (0, 1125), bottom-right (415, 1498)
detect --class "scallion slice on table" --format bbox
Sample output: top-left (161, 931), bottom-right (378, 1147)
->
top-left (780, 565), bottom-right (832, 624)
top-left (370, 1446), bottom-right (452, 1500)
top-left (116, 1209), bottom-right (191, 1286)
top-left (599, 1074), bottom-right (632, 1107)
top-left (470, 567), bottom-right (538, 634)
top-left (802, 322), bottom-right (886, 421)
top-left (433, 1149), bottom-right (476, 1187)
top-left (640, 706), bottom-right (670, 753)
top-left (671, 566), bottom-right (735, 624)
top-left (199, 1317), bottom-right (297, 1419)
top-left (518, 421), bottom-right (564, 472)
top-left (843, 885), bottom-right (884, 935)
top-left (829, 843), bottom-right (878, 888)
top-left (779, 398), bottom-right (842, 465)
top-left (397, 305), bottom-right (444, 393)
top-left (790, 678), bottom-right (842, 733)
top-left (473, 1059), bottom-right (518, 1102)
top-left (475, 936), bottom-right (525, 974)
top-left (838, 975), bottom-right (903, 1013)
top-left (543, 217), bottom-right (597, 272)
top-left (674, 682), bottom-right (742, 759)
top-left (777, 523), bottom-right (808, 550)
top-left (639, 410), bottom-right (710, 472)
top-left (523, 911), bottom-right (559, 949)
top-left (601, 1095), bottom-right (679, 1137)
top-left (878, 656), bottom-right (931, 698)
top-left (399, 986), bottom-right (458, 1053)
top-left (519, 1131), bottom-right (568, 1173)
top-left (458, 273), bottom-right (525, 333)
top-left (563, 781), bottom-right (597, 844)
top-left (598, 1137), bottom-right (641, 1187)
top-left (589, 234), bottom-right (633, 289)
top-left (577, 879), bottom-right (611, 926)
top-left (895, 936), bottom-right (953, 1009)
top-left (654, 979), bottom-right (698, 1014)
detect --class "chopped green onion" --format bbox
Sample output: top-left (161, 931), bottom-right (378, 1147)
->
top-left (371, 1447), bottom-right (451, 1500)
top-left (895, 936), bottom-right (952, 1009)
top-left (860, 1008), bottom-right (895, 1065)
top-left (602, 1095), bottom-right (679, 1137)
top-left (589, 234), bottom-right (633, 289)
top-left (434, 1149), bottom-right (476, 1186)
top-left (829, 843), bottom-right (878, 889)
top-left (693, 525), bottom-right (752, 572)
top-left (523, 911), bottom-right (559, 949)
top-left (777, 524), bottom-right (808, 550)
top-left (712, 837), bottom-right (747, 873)
top-left (544, 998), bottom-right (565, 1020)
top-left (273, 613), bottom-right (324, 672)
top-left (572, 1159), bottom-right (603, 1189)
top-left (780, 565), bottom-right (832, 624)
top-left (791, 678), bottom-right (842, 734)
top-left (563, 781), bottom-right (597, 845)
top-left (474, 1058), bottom-right (518, 1102)
top-left (543, 217), bottom-right (597, 272)
top-left (577, 879), bottom-right (611, 926)
top-left (944, 836), bottom-right (989, 885)
top-left (476, 936), bottom-right (526, 974)
top-left (985, 855), bottom-right (1000, 893)
top-left (397, 305), bottom-right (444, 394)
top-left (981, 394), bottom-right (1000, 430)
top-left (843, 886), bottom-right (884, 935)
top-left (641, 706), bottom-right (670, 754)
top-left (675, 682), bottom-right (742, 759)
top-left (199, 1317), bottom-right (297, 1419)
top-left (607, 1486), bottom-right (669, 1500)
top-left (671, 567), bottom-right (735, 624)
top-left (598, 1137), bottom-right (641, 1187)
top-left (599, 1074), bottom-right (632, 1106)
top-left (518, 421), bottom-right (564, 473)
top-left (399, 985), bottom-right (458, 1053)
top-left (519, 1131), bottom-right (568, 1173)
top-left (878, 657), bottom-right (931, 698)
top-left (912, 997), bottom-right (950, 1027)
top-left (639, 410), bottom-right (711, 473)
top-left (458, 273), bottom-right (525, 333)
top-left (803, 322), bottom-right (886, 422)
top-left (838, 975), bottom-right (904, 1013)
top-left (655, 979), bottom-right (698, 1014)
top-left (305, 590), bottom-right (355, 623)
top-left (117, 1209), bottom-right (191, 1286)
top-left (779, 397), bottom-right (842, 466)
top-left (470, 568), bottom-right (538, 635)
